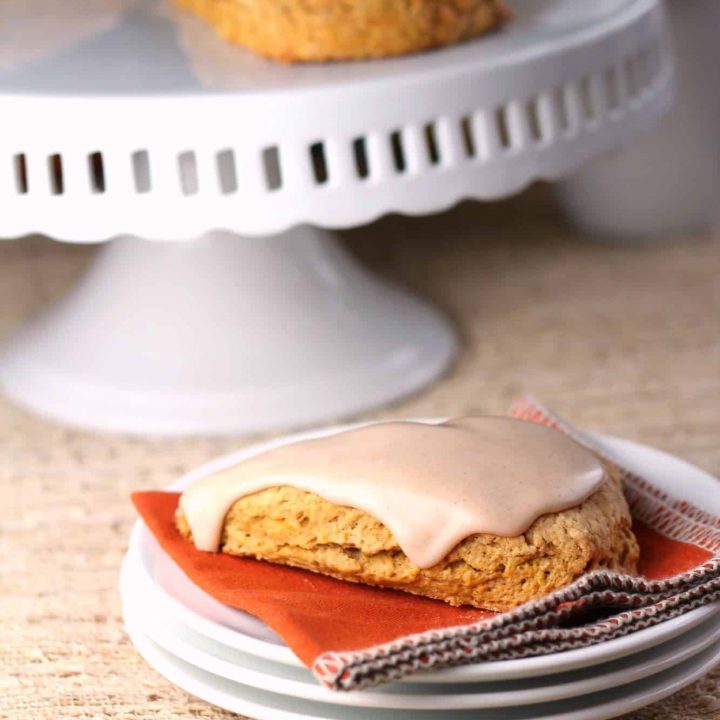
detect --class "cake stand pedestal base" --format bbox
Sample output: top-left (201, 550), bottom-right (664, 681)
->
top-left (0, 227), bottom-right (456, 435)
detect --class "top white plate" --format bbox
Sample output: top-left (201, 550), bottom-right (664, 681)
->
top-left (121, 558), bottom-right (720, 710)
top-left (131, 421), bottom-right (720, 684)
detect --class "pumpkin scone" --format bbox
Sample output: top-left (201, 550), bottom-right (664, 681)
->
top-left (176, 417), bottom-right (639, 611)
top-left (172, 0), bottom-right (512, 63)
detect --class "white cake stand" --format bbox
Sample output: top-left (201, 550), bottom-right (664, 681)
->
top-left (0, 0), bottom-right (672, 434)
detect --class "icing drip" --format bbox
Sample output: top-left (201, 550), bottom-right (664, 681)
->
top-left (179, 417), bottom-right (606, 568)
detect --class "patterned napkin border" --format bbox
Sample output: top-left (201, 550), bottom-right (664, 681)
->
top-left (312, 397), bottom-right (720, 691)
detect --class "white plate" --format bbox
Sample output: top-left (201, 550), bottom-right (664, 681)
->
top-left (131, 522), bottom-right (720, 681)
top-left (124, 606), bottom-right (720, 720)
top-left (131, 425), bottom-right (720, 684)
top-left (121, 553), bottom-right (720, 710)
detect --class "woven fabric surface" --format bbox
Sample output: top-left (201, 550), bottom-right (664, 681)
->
top-left (2, 187), bottom-right (720, 719)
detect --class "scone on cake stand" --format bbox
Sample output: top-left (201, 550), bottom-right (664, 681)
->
top-left (0, 0), bottom-right (673, 434)
top-left (171, 0), bottom-right (512, 63)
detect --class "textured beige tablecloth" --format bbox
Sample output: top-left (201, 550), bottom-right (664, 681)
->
top-left (2, 187), bottom-right (720, 719)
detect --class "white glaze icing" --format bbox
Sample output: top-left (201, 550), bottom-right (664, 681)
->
top-left (179, 417), bottom-right (606, 568)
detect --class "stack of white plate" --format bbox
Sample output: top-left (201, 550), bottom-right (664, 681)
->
top-left (121, 426), bottom-right (720, 720)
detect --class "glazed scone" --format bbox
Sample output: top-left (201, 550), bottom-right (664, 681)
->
top-left (172, 0), bottom-right (511, 63)
top-left (177, 463), bottom-right (638, 611)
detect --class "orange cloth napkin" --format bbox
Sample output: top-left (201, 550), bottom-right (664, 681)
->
top-left (131, 398), bottom-right (720, 690)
